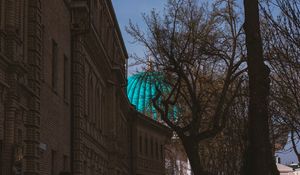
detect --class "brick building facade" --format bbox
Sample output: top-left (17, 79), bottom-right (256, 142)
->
top-left (0, 0), bottom-right (171, 175)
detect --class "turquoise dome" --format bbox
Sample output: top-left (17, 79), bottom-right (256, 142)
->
top-left (127, 71), bottom-right (177, 121)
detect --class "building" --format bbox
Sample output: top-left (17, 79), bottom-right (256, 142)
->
top-left (0, 0), bottom-right (170, 174)
top-left (127, 71), bottom-right (191, 175)
top-left (130, 109), bottom-right (172, 175)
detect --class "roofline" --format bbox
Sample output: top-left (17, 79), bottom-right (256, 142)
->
top-left (130, 106), bottom-right (173, 137)
top-left (107, 0), bottom-right (129, 59)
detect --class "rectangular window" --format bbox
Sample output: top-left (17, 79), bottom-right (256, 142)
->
top-left (0, 140), bottom-right (2, 165)
top-left (160, 144), bottom-right (163, 160)
top-left (84, 161), bottom-right (87, 174)
top-left (52, 40), bottom-right (58, 91)
top-left (139, 135), bottom-right (142, 154)
top-left (145, 136), bottom-right (148, 156)
top-left (0, 1), bottom-right (4, 52)
top-left (17, 129), bottom-right (22, 144)
top-left (51, 150), bottom-right (56, 175)
top-left (150, 138), bottom-right (153, 158)
top-left (63, 155), bottom-right (68, 170)
top-left (64, 55), bottom-right (69, 101)
top-left (155, 142), bottom-right (159, 159)
top-left (0, 0), bottom-right (4, 29)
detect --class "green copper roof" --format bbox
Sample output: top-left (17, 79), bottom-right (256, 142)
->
top-left (127, 71), bottom-right (177, 121)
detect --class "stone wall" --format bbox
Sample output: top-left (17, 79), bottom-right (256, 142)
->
top-left (39, 0), bottom-right (72, 174)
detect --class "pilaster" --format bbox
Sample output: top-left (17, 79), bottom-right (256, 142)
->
top-left (1, 0), bottom-right (23, 174)
top-left (70, 1), bottom-right (90, 174)
top-left (24, 0), bottom-right (42, 174)
top-left (71, 35), bottom-right (85, 175)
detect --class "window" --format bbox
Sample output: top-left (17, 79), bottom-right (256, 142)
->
top-left (96, 88), bottom-right (100, 129)
top-left (0, 2), bottom-right (3, 28)
top-left (95, 85), bottom-right (103, 130)
top-left (139, 135), bottom-right (143, 154)
top-left (83, 161), bottom-right (87, 175)
top-left (64, 56), bottom-right (70, 100)
top-left (15, 0), bottom-right (24, 36)
top-left (94, 86), bottom-right (100, 125)
top-left (150, 137), bottom-right (153, 158)
top-left (100, 92), bottom-right (105, 131)
top-left (91, 166), bottom-right (95, 175)
top-left (0, 140), bottom-right (2, 165)
top-left (52, 40), bottom-right (58, 91)
top-left (63, 155), bottom-right (68, 170)
top-left (145, 135), bottom-right (148, 156)
top-left (17, 129), bottom-right (22, 144)
top-left (160, 144), bottom-right (163, 160)
top-left (0, 2), bottom-right (4, 52)
top-left (51, 150), bottom-right (56, 175)
top-left (155, 141), bottom-right (159, 159)
top-left (88, 77), bottom-right (94, 120)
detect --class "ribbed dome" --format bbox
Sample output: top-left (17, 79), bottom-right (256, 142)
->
top-left (127, 71), bottom-right (177, 121)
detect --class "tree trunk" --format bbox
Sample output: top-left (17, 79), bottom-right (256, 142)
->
top-left (242, 0), bottom-right (279, 175)
top-left (181, 136), bottom-right (210, 175)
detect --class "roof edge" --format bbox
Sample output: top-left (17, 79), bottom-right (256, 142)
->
top-left (106, 0), bottom-right (129, 59)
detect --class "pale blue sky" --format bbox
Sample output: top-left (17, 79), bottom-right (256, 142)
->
top-left (112, 0), bottom-right (244, 74)
top-left (112, 0), bottom-right (165, 74)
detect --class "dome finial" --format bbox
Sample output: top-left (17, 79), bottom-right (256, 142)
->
top-left (146, 55), bottom-right (154, 71)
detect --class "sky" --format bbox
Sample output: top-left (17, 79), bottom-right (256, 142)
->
top-left (112, 0), bottom-right (165, 74)
top-left (111, 0), bottom-right (245, 74)
top-left (276, 136), bottom-right (300, 165)
top-left (111, 0), bottom-right (297, 165)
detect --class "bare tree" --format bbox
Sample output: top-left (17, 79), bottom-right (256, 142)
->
top-left (127, 0), bottom-right (245, 174)
top-left (261, 0), bottom-right (300, 163)
top-left (198, 84), bottom-right (248, 175)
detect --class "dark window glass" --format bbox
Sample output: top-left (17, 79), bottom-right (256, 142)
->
top-left (64, 56), bottom-right (69, 100)
top-left (150, 138), bottom-right (153, 158)
top-left (139, 135), bottom-right (143, 154)
top-left (160, 144), bottom-right (163, 160)
top-left (155, 141), bottom-right (159, 159)
top-left (17, 129), bottom-right (22, 144)
top-left (63, 155), bottom-right (68, 170)
top-left (51, 150), bottom-right (56, 175)
top-left (52, 40), bottom-right (58, 91)
top-left (145, 136), bottom-right (148, 156)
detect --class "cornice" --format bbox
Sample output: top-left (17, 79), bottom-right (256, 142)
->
top-left (105, 0), bottom-right (128, 59)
